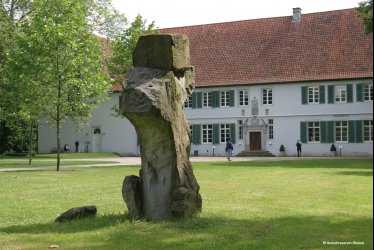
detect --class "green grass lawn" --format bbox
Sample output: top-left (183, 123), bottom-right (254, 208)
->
top-left (0, 159), bottom-right (119, 169)
top-left (0, 159), bottom-right (372, 249)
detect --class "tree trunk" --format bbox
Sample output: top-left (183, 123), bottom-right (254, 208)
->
top-left (28, 121), bottom-right (33, 165)
top-left (56, 118), bottom-right (61, 171)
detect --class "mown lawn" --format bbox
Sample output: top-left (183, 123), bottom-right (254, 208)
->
top-left (0, 159), bottom-right (372, 250)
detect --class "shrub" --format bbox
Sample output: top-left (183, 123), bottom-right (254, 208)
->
top-left (330, 144), bottom-right (337, 152)
top-left (279, 144), bottom-right (285, 152)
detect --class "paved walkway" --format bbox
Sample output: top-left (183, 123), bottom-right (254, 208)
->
top-left (0, 156), bottom-right (371, 172)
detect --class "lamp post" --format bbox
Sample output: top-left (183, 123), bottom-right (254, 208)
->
top-left (212, 146), bottom-right (215, 157)
top-left (338, 145), bottom-right (342, 157)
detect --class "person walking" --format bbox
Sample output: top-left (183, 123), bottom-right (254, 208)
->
top-left (75, 141), bottom-right (80, 153)
top-left (296, 140), bottom-right (302, 157)
top-left (225, 138), bottom-right (233, 161)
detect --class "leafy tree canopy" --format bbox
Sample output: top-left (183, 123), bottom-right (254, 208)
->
top-left (356, 0), bottom-right (373, 34)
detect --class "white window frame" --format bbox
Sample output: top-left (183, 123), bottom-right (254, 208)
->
top-left (220, 124), bottom-right (230, 143)
top-left (308, 121), bottom-right (320, 142)
top-left (335, 85), bottom-right (347, 103)
top-left (335, 121), bottom-right (348, 142)
top-left (239, 90), bottom-right (249, 106)
top-left (203, 92), bottom-right (212, 108)
top-left (220, 91), bottom-right (230, 107)
top-left (238, 120), bottom-right (243, 140)
top-left (308, 86), bottom-right (319, 104)
top-left (262, 88), bottom-right (273, 105)
top-left (364, 120), bottom-right (373, 142)
top-left (364, 84), bottom-right (373, 101)
top-left (202, 124), bottom-right (213, 144)
top-left (268, 119), bottom-right (274, 140)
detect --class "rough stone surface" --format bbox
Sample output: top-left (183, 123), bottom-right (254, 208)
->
top-left (132, 34), bottom-right (191, 72)
top-left (120, 34), bottom-right (201, 220)
top-left (55, 205), bottom-right (97, 222)
top-left (122, 175), bottom-right (142, 218)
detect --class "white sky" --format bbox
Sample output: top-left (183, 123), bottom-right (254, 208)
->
top-left (112, 0), bottom-right (361, 28)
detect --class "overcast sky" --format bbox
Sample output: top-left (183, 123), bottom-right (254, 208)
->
top-left (111, 0), bottom-right (361, 28)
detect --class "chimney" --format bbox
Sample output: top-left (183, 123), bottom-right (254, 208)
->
top-left (292, 7), bottom-right (302, 22)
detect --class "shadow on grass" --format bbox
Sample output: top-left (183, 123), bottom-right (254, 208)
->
top-left (0, 214), bottom-right (372, 249)
top-left (334, 170), bottom-right (373, 177)
top-left (205, 159), bottom-right (373, 170)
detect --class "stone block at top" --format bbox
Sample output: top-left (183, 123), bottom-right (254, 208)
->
top-left (132, 34), bottom-right (191, 71)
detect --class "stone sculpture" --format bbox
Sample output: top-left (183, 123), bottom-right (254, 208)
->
top-left (120, 34), bottom-right (202, 220)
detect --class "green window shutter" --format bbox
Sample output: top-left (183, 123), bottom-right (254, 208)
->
top-left (300, 122), bottom-right (307, 143)
top-left (229, 90), bottom-right (235, 107)
top-left (196, 92), bottom-right (202, 108)
top-left (212, 91), bottom-right (220, 108)
top-left (327, 121), bottom-right (335, 143)
top-left (213, 124), bottom-right (220, 144)
top-left (319, 86), bottom-right (326, 104)
top-left (356, 84), bottom-right (363, 102)
top-left (348, 120), bottom-right (356, 143)
top-left (301, 86), bottom-right (308, 104)
top-left (328, 85), bottom-right (335, 104)
top-left (347, 84), bottom-right (353, 103)
top-left (321, 121), bottom-right (335, 143)
top-left (320, 121), bottom-right (327, 143)
top-left (355, 120), bottom-right (363, 143)
top-left (192, 124), bottom-right (201, 144)
top-left (192, 92), bottom-right (197, 109)
top-left (230, 123), bottom-right (236, 143)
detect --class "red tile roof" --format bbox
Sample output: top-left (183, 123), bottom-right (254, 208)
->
top-left (160, 9), bottom-right (373, 87)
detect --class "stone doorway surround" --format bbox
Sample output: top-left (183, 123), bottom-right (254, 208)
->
top-left (243, 117), bottom-right (268, 152)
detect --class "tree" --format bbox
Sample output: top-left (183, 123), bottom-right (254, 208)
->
top-left (14, 0), bottom-right (111, 171)
top-left (109, 15), bottom-right (157, 83)
top-left (356, 0), bottom-right (373, 34)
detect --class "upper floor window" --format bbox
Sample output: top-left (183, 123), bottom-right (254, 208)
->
top-left (364, 84), bottom-right (373, 101)
top-left (262, 88), bottom-right (273, 105)
top-left (335, 85), bottom-right (347, 103)
top-left (239, 90), bottom-right (249, 106)
top-left (203, 92), bottom-right (212, 108)
top-left (364, 120), bottom-right (373, 142)
top-left (308, 121), bottom-right (320, 142)
top-left (335, 121), bottom-right (348, 142)
top-left (202, 124), bottom-right (213, 143)
top-left (184, 96), bottom-right (193, 108)
top-left (308, 86), bottom-right (319, 104)
top-left (221, 91), bottom-right (230, 107)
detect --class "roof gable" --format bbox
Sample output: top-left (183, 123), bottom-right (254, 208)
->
top-left (160, 9), bottom-right (373, 87)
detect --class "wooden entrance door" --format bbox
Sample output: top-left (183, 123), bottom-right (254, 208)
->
top-left (250, 132), bottom-right (261, 151)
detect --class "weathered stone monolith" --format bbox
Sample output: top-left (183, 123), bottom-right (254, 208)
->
top-left (120, 34), bottom-right (202, 220)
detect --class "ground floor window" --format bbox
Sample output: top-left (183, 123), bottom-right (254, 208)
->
top-left (308, 122), bottom-right (320, 142)
top-left (364, 120), bottom-right (373, 142)
top-left (335, 121), bottom-right (348, 142)
top-left (238, 120), bottom-right (243, 140)
top-left (220, 124), bottom-right (230, 143)
top-left (268, 119), bottom-right (273, 140)
top-left (202, 124), bottom-right (213, 143)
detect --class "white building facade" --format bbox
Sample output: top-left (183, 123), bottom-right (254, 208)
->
top-left (38, 8), bottom-right (373, 156)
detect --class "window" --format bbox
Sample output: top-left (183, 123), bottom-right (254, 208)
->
top-left (364, 120), bottom-right (373, 142)
top-left (335, 121), bottom-right (348, 142)
top-left (220, 124), bottom-right (230, 143)
top-left (221, 91), bottom-right (230, 107)
top-left (203, 92), bottom-right (212, 108)
top-left (308, 122), bottom-right (320, 142)
top-left (202, 124), bottom-right (213, 143)
top-left (239, 90), bottom-right (249, 106)
top-left (238, 120), bottom-right (243, 140)
top-left (268, 119), bottom-right (274, 140)
top-left (262, 88), bottom-right (273, 105)
top-left (308, 86), bottom-right (319, 104)
top-left (184, 96), bottom-right (192, 108)
top-left (364, 84), bottom-right (373, 101)
top-left (335, 85), bottom-right (347, 103)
